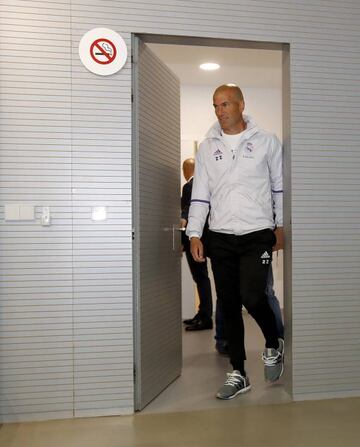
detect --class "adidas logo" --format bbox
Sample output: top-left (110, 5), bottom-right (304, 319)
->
top-left (261, 251), bottom-right (271, 259)
top-left (213, 148), bottom-right (223, 161)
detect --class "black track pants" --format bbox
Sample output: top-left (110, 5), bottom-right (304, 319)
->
top-left (207, 229), bottom-right (279, 371)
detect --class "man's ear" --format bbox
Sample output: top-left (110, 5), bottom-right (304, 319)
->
top-left (239, 100), bottom-right (245, 113)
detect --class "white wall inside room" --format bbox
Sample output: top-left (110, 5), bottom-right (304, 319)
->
top-left (148, 44), bottom-right (284, 318)
top-left (180, 85), bottom-right (282, 143)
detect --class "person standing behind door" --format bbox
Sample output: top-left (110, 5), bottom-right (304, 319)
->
top-left (181, 158), bottom-right (213, 331)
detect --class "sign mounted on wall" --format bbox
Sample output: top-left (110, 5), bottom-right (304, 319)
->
top-left (79, 28), bottom-right (127, 76)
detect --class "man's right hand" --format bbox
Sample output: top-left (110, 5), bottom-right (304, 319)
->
top-left (190, 237), bottom-right (206, 262)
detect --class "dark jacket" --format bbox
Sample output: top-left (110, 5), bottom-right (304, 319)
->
top-left (181, 178), bottom-right (193, 222)
top-left (181, 178), bottom-right (208, 250)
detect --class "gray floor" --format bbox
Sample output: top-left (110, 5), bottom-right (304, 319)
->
top-left (142, 312), bottom-right (291, 414)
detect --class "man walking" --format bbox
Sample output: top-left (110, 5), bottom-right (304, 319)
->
top-left (186, 84), bottom-right (284, 399)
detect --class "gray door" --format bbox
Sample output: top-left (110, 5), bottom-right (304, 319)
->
top-left (132, 37), bottom-right (182, 410)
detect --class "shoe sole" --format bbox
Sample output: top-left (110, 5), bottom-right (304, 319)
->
top-left (216, 384), bottom-right (251, 400)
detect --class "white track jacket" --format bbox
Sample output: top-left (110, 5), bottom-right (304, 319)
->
top-left (186, 116), bottom-right (283, 239)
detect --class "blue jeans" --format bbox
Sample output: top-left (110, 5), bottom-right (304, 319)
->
top-left (265, 265), bottom-right (284, 339)
top-left (215, 264), bottom-right (284, 342)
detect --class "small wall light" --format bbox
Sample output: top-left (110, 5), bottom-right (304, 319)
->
top-left (199, 63), bottom-right (220, 71)
top-left (92, 206), bottom-right (107, 221)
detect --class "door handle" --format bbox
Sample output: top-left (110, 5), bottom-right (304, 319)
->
top-left (172, 225), bottom-right (185, 251)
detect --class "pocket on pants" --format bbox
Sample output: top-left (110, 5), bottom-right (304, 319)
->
top-left (256, 229), bottom-right (276, 247)
top-left (203, 230), bottom-right (213, 258)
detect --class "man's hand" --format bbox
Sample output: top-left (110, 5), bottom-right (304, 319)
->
top-left (273, 227), bottom-right (284, 252)
top-left (190, 237), bottom-right (206, 262)
top-left (180, 218), bottom-right (187, 229)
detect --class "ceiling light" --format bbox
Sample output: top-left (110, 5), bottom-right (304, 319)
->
top-left (199, 63), bottom-right (220, 71)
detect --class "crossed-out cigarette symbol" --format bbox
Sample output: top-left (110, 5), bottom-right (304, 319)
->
top-left (90, 38), bottom-right (117, 65)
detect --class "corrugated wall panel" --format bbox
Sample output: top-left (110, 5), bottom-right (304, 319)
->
top-left (290, 30), bottom-right (360, 396)
top-left (0, 0), bottom-right (74, 422)
top-left (70, 4), bottom-right (133, 413)
top-left (1, 0), bottom-right (360, 421)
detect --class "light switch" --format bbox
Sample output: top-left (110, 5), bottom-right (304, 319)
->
top-left (5, 204), bottom-right (20, 221)
top-left (92, 206), bottom-right (107, 221)
top-left (19, 204), bottom-right (35, 221)
top-left (41, 206), bottom-right (51, 226)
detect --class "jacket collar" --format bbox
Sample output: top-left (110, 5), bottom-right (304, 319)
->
top-left (204, 115), bottom-right (259, 141)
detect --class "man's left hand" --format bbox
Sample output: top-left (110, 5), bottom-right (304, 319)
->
top-left (273, 227), bottom-right (284, 252)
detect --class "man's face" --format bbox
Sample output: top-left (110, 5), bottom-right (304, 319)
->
top-left (213, 89), bottom-right (244, 134)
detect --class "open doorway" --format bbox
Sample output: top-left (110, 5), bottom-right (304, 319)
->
top-left (133, 35), bottom-right (291, 414)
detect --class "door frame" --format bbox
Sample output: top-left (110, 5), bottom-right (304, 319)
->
top-left (132, 33), bottom-right (293, 402)
top-left (131, 34), bottom-right (141, 410)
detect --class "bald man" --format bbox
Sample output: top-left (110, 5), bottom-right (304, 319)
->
top-left (186, 84), bottom-right (284, 399)
top-left (181, 158), bottom-right (213, 331)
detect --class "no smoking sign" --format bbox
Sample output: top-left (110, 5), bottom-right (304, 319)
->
top-left (90, 38), bottom-right (117, 65)
top-left (79, 28), bottom-right (127, 76)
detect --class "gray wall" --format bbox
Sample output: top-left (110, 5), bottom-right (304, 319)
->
top-left (0, 0), bottom-right (133, 421)
top-left (1, 0), bottom-right (359, 421)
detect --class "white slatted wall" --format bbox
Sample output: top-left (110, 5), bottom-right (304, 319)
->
top-left (0, 0), bottom-right (359, 421)
top-left (70, 6), bottom-right (133, 418)
top-left (0, 0), bottom-right (134, 421)
top-left (0, 0), bottom-right (74, 421)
